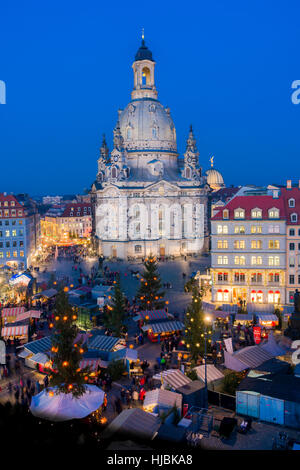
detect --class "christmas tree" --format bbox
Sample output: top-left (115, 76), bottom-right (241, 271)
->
top-left (103, 277), bottom-right (126, 336)
top-left (49, 289), bottom-right (91, 397)
top-left (183, 285), bottom-right (211, 363)
top-left (136, 255), bottom-right (165, 310)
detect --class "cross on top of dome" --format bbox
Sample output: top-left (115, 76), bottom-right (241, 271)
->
top-left (135, 30), bottom-right (154, 62)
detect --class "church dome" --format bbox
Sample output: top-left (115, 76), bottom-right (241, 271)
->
top-left (206, 168), bottom-right (225, 190)
top-left (119, 99), bottom-right (177, 153)
top-left (135, 39), bottom-right (154, 62)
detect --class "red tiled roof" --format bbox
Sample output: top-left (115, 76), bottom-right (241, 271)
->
top-left (280, 188), bottom-right (300, 224)
top-left (61, 203), bottom-right (91, 218)
top-left (0, 194), bottom-right (24, 217)
top-left (211, 195), bottom-right (285, 220)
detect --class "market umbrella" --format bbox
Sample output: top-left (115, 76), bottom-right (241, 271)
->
top-left (30, 385), bottom-right (104, 422)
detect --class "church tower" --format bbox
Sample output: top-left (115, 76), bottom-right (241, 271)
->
top-left (131, 33), bottom-right (157, 100)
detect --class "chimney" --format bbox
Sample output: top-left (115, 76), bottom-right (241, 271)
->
top-left (287, 180), bottom-right (292, 189)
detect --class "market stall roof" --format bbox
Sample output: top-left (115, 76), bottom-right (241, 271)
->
top-left (30, 352), bottom-right (49, 365)
top-left (193, 364), bottom-right (225, 383)
top-left (235, 313), bottom-right (254, 322)
top-left (88, 334), bottom-right (122, 351)
top-left (134, 310), bottom-right (172, 322)
top-left (141, 320), bottom-right (184, 334)
top-left (152, 369), bottom-right (192, 390)
top-left (202, 302), bottom-right (216, 312)
top-left (247, 358), bottom-right (290, 378)
top-left (237, 374), bottom-right (300, 404)
top-left (211, 310), bottom-right (230, 319)
top-left (104, 408), bottom-right (160, 440)
top-left (1, 307), bottom-right (25, 318)
top-left (143, 388), bottom-right (182, 411)
top-left (256, 314), bottom-right (278, 322)
top-left (221, 304), bottom-right (239, 313)
top-left (1, 325), bottom-right (28, 337)
top-left (125, 348), bottom-right (138, 361)
top-left (24, 336), bottom-right (52, 354)
top-left (37, 288), bottom-right (58, 299)
top-left (13, 310), bottom-right (42, 322)
top-left (224, 345), bottom-right (273, 372)
top-left (18, 349), bottom-right (31, 359)
top-left (247, 303), bottom-right (275, 314)
top-left (30, 385), bottom-right (105, 421)
top-left (260, 332), bottom-right (288, 356)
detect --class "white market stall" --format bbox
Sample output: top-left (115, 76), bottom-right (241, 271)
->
top-left (30, 385), bottom-right (105, 421)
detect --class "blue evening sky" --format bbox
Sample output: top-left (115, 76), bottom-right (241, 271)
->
top-left (0, 0), bottom-right (299, 195)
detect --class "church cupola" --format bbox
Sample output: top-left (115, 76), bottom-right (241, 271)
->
top-left (131, 32), bottom-right (158, 100)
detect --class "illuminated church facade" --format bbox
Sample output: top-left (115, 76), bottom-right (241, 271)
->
top-left (91, 38), bottom-right (224, 259)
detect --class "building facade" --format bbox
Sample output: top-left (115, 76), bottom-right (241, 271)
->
top-left (210, 189), bottom-right (286, 305)
top-left (280, 182), bottom-right (300, 304)
top-left (91, 39), bottom-right (216, 259)
top-left (41, 203), bottom-right (92, 245)
top-left (0, 193), bottom-right (40, 269)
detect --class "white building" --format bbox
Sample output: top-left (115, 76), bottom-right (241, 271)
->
top-left (91, 38), bottom-right (217, 259)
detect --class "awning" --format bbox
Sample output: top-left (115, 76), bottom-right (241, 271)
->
top-left (152, 369), bottom-right (192, 389)
top-left (256, 314), bottom-right (278, 323)
top-left (13, 310), bottom-right (42, 322)
top-left (18, 349), bottom-right (31, 359)
top-left (1, 307), bottom-right (25, 318)
top-left (80, 358), bottom-right (104, 371)
top-left (142, 320), bottom-right (184, 334)
top-left (1, 325), bottom-right (28, 337)
top-left (126, 348), bottom-right (138, 361)
top-left (30, 353), bottom-right (49, 365)
top-left (134, 310), bottom-right (172, 322)
top-left (235, 313), bottom-right (253, 322)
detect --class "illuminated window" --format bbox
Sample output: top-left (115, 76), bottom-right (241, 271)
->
top-left (12, 230), bottom-right (16, 237)
top-left (251, 240), bottom-right (262, 249)
top-left (20, 250), bottom-right (24, 257)
top-left (5, 230), bottom-right (9, 237)
top-left (217, 225), bottom-right (228, 234)
top-left (251, 256), bottom-right (262, 265)
top-left (217, 256), bottom-right (228, 265)
top-left (6, 251), bottom-right (10, 258)
top-left (0, 252), bottom-right (3, 258)
top-left (234, 256), bottom-right (245, 265)
top-left (217, 240), bottom-right (228, 249)
top-left (269, 256), bottom-right (280, 266)
top-left (223, 209), bottom-right (229, 219)
top-left (268, 208), bottom-right (279, 219)
top-left (234, 225), bottom-right (245, 234)
top-left (251, 208), bottom-right (262, 219)
top-left (234, 208), bottom-right (245, 219)
top-left (13, 251), bottom-right (17, 258)
top-left (234, 240), bottom-right (245, 249)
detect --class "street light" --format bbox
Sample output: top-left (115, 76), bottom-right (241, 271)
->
top-left (204, 315), bottom-right (211, 409)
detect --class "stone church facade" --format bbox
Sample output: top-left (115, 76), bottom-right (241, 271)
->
top-left (91, 38), bottom-right (211, 259)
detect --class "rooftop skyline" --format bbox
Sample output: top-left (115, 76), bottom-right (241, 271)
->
top-left (1, 0), bottom-right (299, 194)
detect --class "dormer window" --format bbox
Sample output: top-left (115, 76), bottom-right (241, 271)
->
top-left (269, 208), bottom-right (279, 219)
top-left (251, 208), bottom-right (262, 219)
top-left (291, 213), bottom-right (298, 223)
top-left (223, 209), bottom-right (229, 219)
top-left (289, 198), bottom-right (295, 208)
top-left (234, 208), bottom-right (245, 219)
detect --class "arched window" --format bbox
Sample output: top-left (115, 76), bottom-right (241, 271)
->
top-left (152, 127), bottom-right (157, 138)
top-left (127, 128), bottom-right (132, 139)
top-left (288, 198), bottom-right (295, 208)
top-left (142, 67), bottom-right (150, 85)
top-left (185, 168), bottom-right (191, 179)
top-left (291, 213), bottom-right (298, 223)
top-left (111, 167), bottom-right (117, 178)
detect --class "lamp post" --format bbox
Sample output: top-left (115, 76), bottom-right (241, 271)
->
top-left (204, 315), bottom-right (211, 409)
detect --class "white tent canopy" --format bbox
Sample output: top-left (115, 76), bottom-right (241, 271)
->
top-left (193, 364), bottom-right (224, 384)
top-left (30, 385), bottom-right (104, 421)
